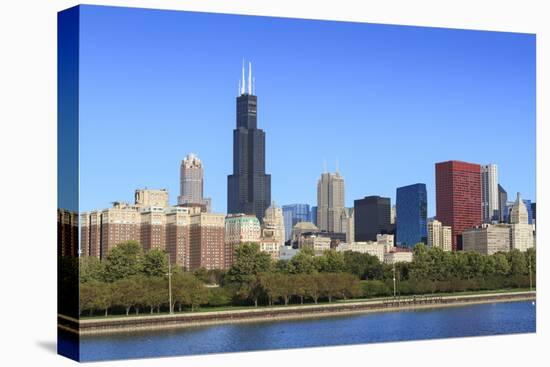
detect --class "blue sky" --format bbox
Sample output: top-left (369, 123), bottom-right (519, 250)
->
top-left (77, 5), bottom-right (536, 216)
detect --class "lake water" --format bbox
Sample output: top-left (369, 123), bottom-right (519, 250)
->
top-left (72, 300), bottom-right (536, 361)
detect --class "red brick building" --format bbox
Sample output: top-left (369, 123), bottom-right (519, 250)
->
top-left (435, 160), bottom-right (482, 251)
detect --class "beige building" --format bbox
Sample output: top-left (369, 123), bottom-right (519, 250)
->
top-left (98, 202), bottom-right (141, 257)
top-left (427, 219), bottom-right (452, 252)
top-left (337, 242), bottom-right (386, 262)
top-left (317, 172), bottom-right (345, 233)
top-left (384, 251), bottom-right (413, 264)
top-left (509, 192), bottom-right (535, 252)
top-left (376, 234), bottom-right (395, 252)
top-left (135, 188), bottom-right (169, 208)
top-left (260, 202), bottom-right (286, 260)
top-left (299, 234), bottom-right (331, 255)
top-left (341, 208), bottom-right (355, 243)
top-left (140, 206), bottom-right (167, 252)
top-left (291, 221), bottom-right (319, 244)
top-left (225, 214), bottom-right (261, 267)
top-left (177, 153), bottom-right (212, 211)
top-left (462, 224), bottom-right (511, 255)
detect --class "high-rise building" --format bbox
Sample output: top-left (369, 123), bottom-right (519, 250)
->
top-left (177, 153), bottom-right (212, 212)
top-left (510, 192), bottom-right (535, 252)
top-left (224, 214), bottom-right (261, 268)
top-left (135, 188), bottom-right (169, 208)
top-left (165, 206), bottom-right (192, 269)
top-left (390, 205), bottom-right (396, 225)
top-left (498, 184), bottom-right (508, 223)
top-left (188, 212), bottom-right (226, 270)
top-left (261, 202), bottom-right (286, 259)
top-left (227, 62), bottom-right (271, 223)
top-left (427, 219), bottom-right (452, 252)
top-left (282, 204), bottom-right (311, 242)
top-left (462, 224), bottom-right (511, 255)
top-left (354, 196), bottom-right (392, 242)
top-left (311, 206), bottom-right (317, 226)
top-left (140, 206), bottom-right (167, 252)
top-left (481, 164), bottom-right (499, 223)
top-left (396, 183), bottom-right (428, 248)
top-left (99, 202), bottom-right (141, 257)
top-left (316, 172), bottom-right (345, 233)
top-left (341, 208), bottom-right (355, 243)
top-left (435, 160), bottom-right (482, 251)
top-left (58, 209), bottom-right (79, 258)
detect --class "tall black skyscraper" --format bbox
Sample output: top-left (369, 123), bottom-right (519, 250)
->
top-left (227, 62), bottom-right (271, 222)
top-left (354, 195), bottom-right (393, 242)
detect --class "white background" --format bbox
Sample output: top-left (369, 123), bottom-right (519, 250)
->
top-left (0, 0), bottom-right (548, 366)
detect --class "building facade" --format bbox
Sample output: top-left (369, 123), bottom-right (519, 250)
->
top-left (427, 219), bottom-right (452, 252)
top-left (396, 183), bottom-right (428, 248)
top-left (341, 208), bottom-right (355, 244)
top-left (227, 62), bottom-right (271, 222)
top-left (188, 212), bottom-right (226, 270)
top-left (224, 214), bottom-right (261, 268)
top-left (177, 153), bottom-right (212, 211)
top-left (135, 188), bottom-right (169, 208)
top-left (260, 202), bottom-right (286, 259)
top-left (354, 196), bottom-right (392, 242)
top-left (481, 164), bottom-right (499, 223)
top-left (282, 204), bottom-right (311, 242)
top-left (498, 184), bottom-right (508, 223)
top-left (435, 160), bottom-right (482, 251)
top-left (316, 172), bottom-right (345, 233)
top-left (509, 192), bottom-right (535, 252)
top-left (462, 224), bottom-right (511, 255)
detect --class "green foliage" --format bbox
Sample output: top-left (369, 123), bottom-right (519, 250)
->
top-left (207, 287), bottom-right (232, 307)
top-left (79, 257), bottom-right (104, 283)
top-left (102, 241), bottom-right (144, 282)
top-left (289, 248), bottom-right (317, 274)
top-left (226, 243), bottom-right (273, 283)
top-left (142, 248), bottom-right (168, 277)
top-left (111, 276), bottom-right (145, 315)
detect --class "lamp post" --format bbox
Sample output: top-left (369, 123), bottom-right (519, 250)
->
top-left (166, 253), bottom-right (173, 314)
top-left (393, 263), bottom-right (396, 299)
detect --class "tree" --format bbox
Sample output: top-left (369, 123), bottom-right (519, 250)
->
top-left (142, 248), bottom-right (168, 277)
top-left (226, 243), bottom-right (273, 306)
top-left (102, 241), bottom-right (144, 282)
top-left (317, 250), bottom-right (345, 273)
top-left (79, 257), bottom-right (104, 283)
top-left (289, 248), bottom-right (317, 274)
top-left (507, 249), bottom-right (528, 276)
top-left (141, 276), bottom-right (167, 314)
top-left (112, 277), bottom-right (144, 315)
top-left (306, 274), bottom-right (322, 304)
top-left (291, 274), bottom-right (309, 304)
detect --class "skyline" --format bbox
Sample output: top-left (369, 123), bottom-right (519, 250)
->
top-left (78, 5), bottom-right (536, 215)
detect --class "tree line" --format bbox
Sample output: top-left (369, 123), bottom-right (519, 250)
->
top-left (77, 241), bottom-right (536, 317)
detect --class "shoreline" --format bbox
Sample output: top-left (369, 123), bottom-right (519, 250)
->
top-left (60, 291), bottom-right (536, 336)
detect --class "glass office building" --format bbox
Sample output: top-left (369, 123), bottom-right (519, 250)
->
top-left (396, 183), bottom-right (428, 248)
top-left (282, 204), bottom-right (311, 242)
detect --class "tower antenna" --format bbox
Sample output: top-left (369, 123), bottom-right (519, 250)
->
top-left (248, 62), bottom-right (252, 95)
top-left (241, 59), bottom-right (245, 95)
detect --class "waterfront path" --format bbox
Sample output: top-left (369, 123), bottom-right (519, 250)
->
top-left (59, 290), bottom-right (535, 335)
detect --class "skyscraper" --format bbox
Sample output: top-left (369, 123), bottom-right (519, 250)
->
top-left (178, 153), bottom-right (211, 212)
top-left (282, 204), bottom-right (311, 242)
top-left (481, 164), bottom-right (499, 223)
top-left (435, 160), bottom-right (482, 251)
top-left (396, 183), bottom-right (427, 248)
top-left (227, 62), bottom-right (271, 222)
top-left (316, 172), bottom-right (345, 233)
top-left (498, 184), bottom-right (508, 223)
top-left (354, 196), bottom-right (392, 242)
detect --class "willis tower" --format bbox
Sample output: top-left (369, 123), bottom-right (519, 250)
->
top-left (227, 61), bottom-right (271, 222)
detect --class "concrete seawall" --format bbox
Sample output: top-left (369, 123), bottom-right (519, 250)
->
top-left (60, 291), bottom-right (536, 336)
